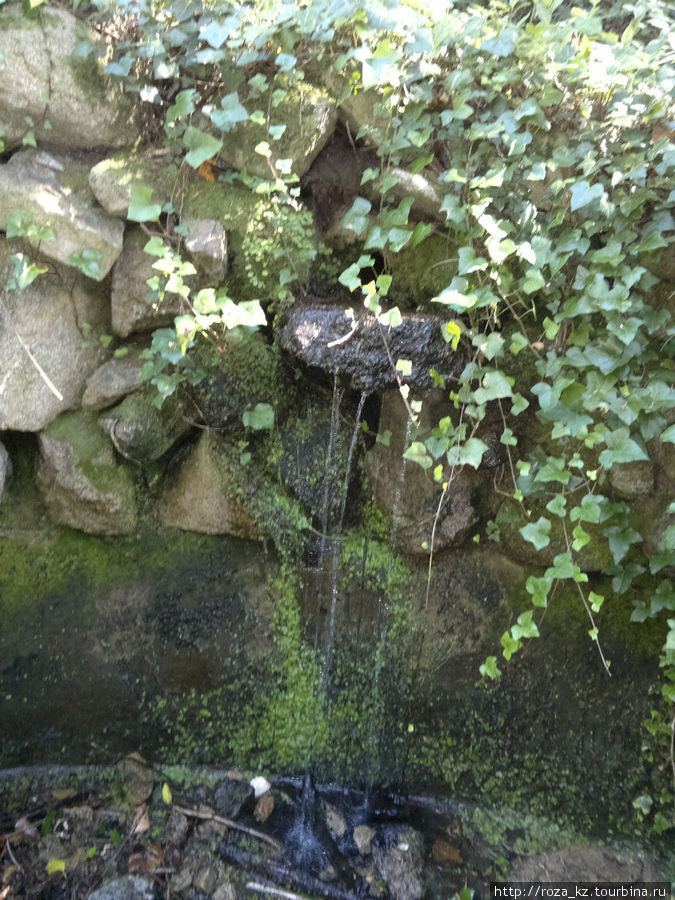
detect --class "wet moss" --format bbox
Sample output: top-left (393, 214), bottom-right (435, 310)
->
top-left (388, 232), bottom-right (459, 306)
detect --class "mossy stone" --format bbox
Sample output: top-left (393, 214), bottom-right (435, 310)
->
top-left (38, 410), bottom-right (138, 535)
top-left (387, 232), bottom-right (459, 306)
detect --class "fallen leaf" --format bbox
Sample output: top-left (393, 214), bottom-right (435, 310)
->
top-left (432, 838), bottom-right (462, 868)
top-left (254, 793), bottom-right (274, 823)
top-left (14, 816), bottom-right (37, 840)
top-left (133, 809), bottom-right (150, 833)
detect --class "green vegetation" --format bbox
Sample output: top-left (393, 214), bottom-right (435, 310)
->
top-left (3, 0), bottom-right (672, 834)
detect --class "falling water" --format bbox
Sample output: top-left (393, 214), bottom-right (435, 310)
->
top-left (322, 391), bottom-right (367, 683)
top-left (317, 373), bottom-right (343, 570)
top-left (364, 410), bottom-right (414, 785)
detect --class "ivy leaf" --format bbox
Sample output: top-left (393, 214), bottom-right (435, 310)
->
top-left (521, 268), bottom-right (546, 294)
top-left (501, 629), bottom-right (521, 661)
top-left (341, 197), bottom-right (372, 236)
top-left (519, 516), bottom-right (551, 550)
top-left (604, 523), bottom-right (641, 564)
top-left (512, 609), bottom-right (539, 640)
top-left (480, 656), bottom-right (501, 678)
top-left (526, 574), bottom-right (552, 607)
top-left (210, 92), bottom-right (249, 131)
top-left (570, 180), bottom-right (606, 211)
top-left (546, 494), bottom-right (567, 517)
top-left (474, 370), bottom-right (513, 404)
top-left (472, 331), bottom-right (504, 360)
top-left (483, 25), bottom-right (518, 57)
top-left (660, 424), bottom-right (675, 444)
top-left (545, 552), bottom-right (574, 580)
top-left (128, 184), bottom-right (162, 222)
top-left (243, 403), bottom-right (275, 430)
top-left (458, 246), bottom-right (488, 275)
top-left (447, 438), bottom-right (488, 469)
top-left (183, 127), bottom-right (223, 168)
top-left (572, 524), bottom-right (591, 551)
top-left (200, 19), bottom-right (229, 48)
top-left (404, 441), bottom-right (433, 469)
top-left (598, 428), bottom-right (648, 466)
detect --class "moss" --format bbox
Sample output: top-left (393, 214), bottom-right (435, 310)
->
top-left (44, 410), bottom-right (137, 504)
top-left (388, 232), bottom-right (459, 306)
top-left (67, 24), bottom-right (106, 97)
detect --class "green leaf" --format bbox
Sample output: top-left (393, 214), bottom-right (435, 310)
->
top-left (519, 516), bottom-right (551, 550)
top-left (512, 609), bottom-right (539, 640)
top-left (396, 358), bottom-right (412, 376)
top-left (67, 249), bottom-right (103, 280)
top-left (342, 197), bottom-right (372, 236)
top-left (480, 656), bottom-right (501, 679)
top-left (501, 629), bottom-right (521, 661)
top-left (210, 92), bottom-right (249, 131)
top-left (128, 184), bottom-right (162, 222)
top-left (162, 782), bottom-right (173, 805)
top-left (403, 441), bottom-right (433, 470)
top-left (570, 180), bottom-right (606, 211)
top-left (474, 370), bottom-right (513, 404)
top-left (442, 320), bottom-right (462, 350)
top-left (526, 574), bottom-right (552, 607)
top-left (546, 494), bottom-right (567, 517)
top-left (46, 859), bottom-right (66, 875)
top-left (510, 332), bottom-right (529, 355)
top-left (546, 552), bottom-right (574, 580)
top-left (472, 332), bottom-right (504, 360)
top-left (660, 424), bottom-right (675, 444)
top-left (447, 437), bottom-right (488, 469)
top-left (589, 591), bottom-right (604, 613)
top-left (183, 126), bottom-right (223, 169)
top-left (458, 246), bottom-right (488, 275)
top-left (572, 524), bottom-right (591, 551)
top-left (521, 268), bottom-right (545, 294)
top-left (599, 428), bottom-right (648, 466)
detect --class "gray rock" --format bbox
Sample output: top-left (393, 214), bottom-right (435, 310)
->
top-left (37, 410), bottom-right (137, 535)
top-left (82, 350), bottom-right (145, 411)
top-left (609, 460), bottom-right (655, 498)
top-left (0, 240), bottom-right (110, 431)
top-left (363, 167), bottom-right (445, 223)
top-left (0, 150), bottom-right (124, 280)
top-left (88, 875), bottom-right (157, 900)
top-left (111, 226), bottom-right (186, 337)
top-left (213, 776), bottom-right (254, 819)
top-left (509, 844), bottom-right (661, 882)
top-left (98, 390), bottom-right (192, 465)
top-left (0, 441), bottom-right (11, 504)
top-left (159, 431), bottom-right (258, 539)
top-left (89, 151), bottom-right (175, 218)
top-left (278, 299), bottom-right (465, 391)
top-left (353, 824), bottom-right (376, 855)
top-left (365, 389), bottom-right (479, 555)
top-left (372, 825), bottom-right (424, 900)
top-left (217, 81), bottom-right (337, 179)
top-left (0, 4), bottom-right (136, 152)
top-left (183, 218), bottom-right (228, 283)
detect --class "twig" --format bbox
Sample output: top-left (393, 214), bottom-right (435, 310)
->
top-left (4, 838), bottom-right (22, 872)
top-left (173, 804), bottom-right (282, 853)
top-left (0, 296), bottom-right (63, 401)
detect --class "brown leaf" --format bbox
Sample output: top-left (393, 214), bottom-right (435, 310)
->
top-left (14, 816), bottom-right (37, 841)
top-left (432, 838), bottom-right (462, 868)
top-left (253, 793), bottom-right (275, 823)
top-left (133, 809), bottom-right (150, 833)
top-left (128, 853), bottom-right (152, 874)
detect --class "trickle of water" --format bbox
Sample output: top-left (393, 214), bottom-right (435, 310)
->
top-left (364, 410), bottom-right (414, 786)
top-left (318, 373), bottom-right (343, 570)
top-left (323, 391), bottom-right (367, 680)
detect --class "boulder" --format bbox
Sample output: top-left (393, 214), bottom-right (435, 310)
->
top-left (88, 875), bottom-right (157, 900)
top-left (37, 410), bottom-right (137, 535)
top-left (81, 348), bottom-right (145, 411)
top-left (111, 226), bottom-right (185, 337)
top-left (183, 218), bottom-right (228, 283)
top-left (372, 825), bottom-right (424, 900)
top-left (278, 299), bottom-right (465, 391)
top-left (609, 459), bottom-right (655, 499)
top-left (159, 431), bottom-right (258, 538)
top-left (0, 4), bottom-right (135, 151)
top-left (365, 389), bottom-right (480, 555)
top-left (217, 81), bottom-right (337, 179)
top-left (188, 333), bottom-right (284, 431)
top-left (509, 844), bottom-right (661, 882)
top-left (0, 150), bottom-right (124, 280)
top-left (98, 390), bottom-right (192, 465)
top-left (89, 150), bottom-right (176, 218)
top-left (0, 240), bottom-right (110, 431)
